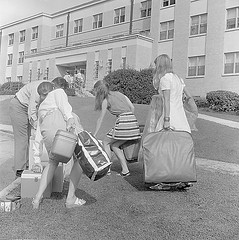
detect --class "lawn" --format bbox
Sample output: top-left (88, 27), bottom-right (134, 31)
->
top-left (1, 96), bottom-right (239, 239)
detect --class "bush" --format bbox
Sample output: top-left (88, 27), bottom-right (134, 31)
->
top-left (206, 90), bottom-right (239, 112)
top-left (103, 68), bottom-right (157, 104)
top-left (64, 88), bottom-right (76, 96)
top-left (0, 82), bottom-right (25, 95)
top-left (193, 96), bottom-right (209, 108)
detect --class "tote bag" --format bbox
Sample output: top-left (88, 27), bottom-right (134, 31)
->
top-left (75, 131), bottom-right (111, 181)
top-left (143, 130), bottom-right (197, 184)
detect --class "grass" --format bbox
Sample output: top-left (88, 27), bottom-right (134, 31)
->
top-left (1, 96), bottom-right (239, 239)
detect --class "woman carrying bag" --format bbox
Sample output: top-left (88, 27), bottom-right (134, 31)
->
top-left (144, 54), bottom-right (196, 190)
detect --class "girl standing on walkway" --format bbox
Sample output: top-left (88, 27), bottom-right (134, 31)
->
top-left (93, 80), bottom-right (141, 177)
top-left (32, 77), bottom-right (85, 209)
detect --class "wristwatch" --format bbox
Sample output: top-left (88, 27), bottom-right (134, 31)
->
top-left (164, 117), bottom-right (170, 122)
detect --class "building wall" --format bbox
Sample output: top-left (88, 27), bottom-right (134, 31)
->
top-left (1, 0), bottom-right (239, 96)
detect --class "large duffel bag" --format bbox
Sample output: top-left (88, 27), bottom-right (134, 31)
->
top-left (143, 130), bottom-right (197, 184)
top-left (74, 131), bottom-right (111, 181)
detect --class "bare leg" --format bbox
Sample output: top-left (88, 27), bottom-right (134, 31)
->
top-left (66, 160), bottom-right (83, 204)
top-left (111, 140), bottom-right (128, 174)
top-left (34, 161), bottom-right (58, 202)
top-left (103, 138), bottom-right (113, 159)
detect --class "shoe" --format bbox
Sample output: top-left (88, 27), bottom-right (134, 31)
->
top-left (16, 170), bottom-right (24, 178)
top-left (149, 183), bottom-right (172, 191)
top-left (65, 198), bottom-right (86, 209)
top-left (117, 172), bottom-right (130, 177)
top-left (32, 197), bottom-right (43, 210)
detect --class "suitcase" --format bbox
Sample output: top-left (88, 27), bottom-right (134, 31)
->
top-left (120, 125), bottom-right (144, 162)
top-left (21, 170), bottom-right (52, 198)
top-left (75, 131), bottom-right (112, 181)
top-left (121, 139), bottom-right (141, 162)
top-left (143, 130), bottom-right (197, 184)
top-left (50, 130), bottom-right (78, 163)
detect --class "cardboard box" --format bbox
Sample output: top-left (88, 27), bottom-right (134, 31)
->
top-left (21, 170), bottom-right (52, 198)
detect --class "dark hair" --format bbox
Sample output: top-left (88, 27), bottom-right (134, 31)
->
top-left (37, 81), bottom-right (54, 106)
top-left (51, 77), bottom-right (68, 89)
top-left (93, 80), bottom-right (110, 111)
top-left (37, 81), bottom-right (54, 95)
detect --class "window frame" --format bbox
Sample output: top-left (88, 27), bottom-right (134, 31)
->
top-left (31, 48), bottom-right (37, 54)
top-left (114, 7), bottom-right (126, 24)
top-left (188, 56), bottom-right (206, 77)
top-left (18, 51), bottom-right (24, 64)
top-left (74, 19), bottom-right (83, 33)
top-left (19, 30), bottom-right (26, 43)
top-left (56, 24), bottom-right (64, 38)
top-left (32, 26), bottom-right (39, 40)
top-left (162, 0), bottom-right (175, 8)
top-left (160, 20), bottom-right (174, 40)
top-left (190, 14), bottom-right (207, 36)
top-left (93, 13), bottom-right (103, 29)
top-left (226, 7), bottom-right (239, 30)
top-left (140, 0), bottom-right (152, 18)
top-left (8, 33), bottom-right (14, 45)
top-left (224, 52), bottom-right (239, 74)
top-left (7, 54), bottom-right (13, 66)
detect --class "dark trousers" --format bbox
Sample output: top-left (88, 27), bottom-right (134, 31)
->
top-left (9, 97), bottom-right (31, 171)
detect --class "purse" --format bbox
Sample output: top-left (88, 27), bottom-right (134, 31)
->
top-left (143, 129), bottom-right (197, 184)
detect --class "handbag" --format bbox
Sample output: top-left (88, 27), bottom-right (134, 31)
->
top-left (143, 129), bottom-right (197, 184)
top-left (74, 131), bottom-right (112, 181)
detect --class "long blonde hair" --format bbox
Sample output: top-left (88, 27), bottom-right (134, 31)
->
top-left (153, 54), bottom-right (173, 90)
top-left (93, 80), bottom-right (110, 111)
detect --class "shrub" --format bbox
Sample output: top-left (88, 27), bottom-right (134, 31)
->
top-left (64, 88), bottom-right (76, 96)
top-left (206, 90), bottom-right (239, 112)
top-left (0, 82), bottom-right (25, 95)
top-left (193, 96), bottom-right (209, 108)
top-left (103, 68), bottom-right (157, 104)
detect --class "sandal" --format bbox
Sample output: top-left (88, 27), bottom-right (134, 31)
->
top-left (65, 198), bottom-right (86, 209)
top-left (117, 172), bottom-right (130, 177)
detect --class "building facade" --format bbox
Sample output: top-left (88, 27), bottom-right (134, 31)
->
top-left (0, 0), bottom-right (238, 96)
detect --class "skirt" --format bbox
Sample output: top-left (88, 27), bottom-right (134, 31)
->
top-left (107, 112), bottom-right (141, 140)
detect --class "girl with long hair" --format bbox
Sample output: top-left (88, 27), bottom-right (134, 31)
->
top-left (93, 80), bottom-right (141, 177)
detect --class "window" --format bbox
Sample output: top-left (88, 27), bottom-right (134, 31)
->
top-left (31, 48), bottom-right (37, 54)
top-left (74, 19), bottom-right (83, 33)
top-left (114, 7), bottom-right (125, 24)
top-left (188, 56), bottom-right (205, 76)
top-left (226, 7), bottom-right (239, 30)
top-left (93, 13), bottom-right (103, 29)
top-left (122, 57), bottom-right (126, 69)
top-left (190, 14), bottom-right (207, 35)
top-left (8, 34), bottom-right (14, 45)
top-left (17, 76), bottom-right (23, 82)
top-left (56, 24), bottom-right (64, 38)
top-left (6, 77), bottom-right (11, 82)
top-left (224, 52), bottom-right (239, 74)
top-left (162, 0), bottom-right (175, 7)
top-left (160, 21), bottom-right (174, 40)
top-left (139, 29), bottom-right (150, 37)
top-left (45, 67), bottom-right (49, 80)
top-left (107, 59), bottom-right (112, 74)
top-left (18, 51), bottom-right (24, 64)
top-left (19, 30), bottom-right (26, 42)
top-left (7, 54), bottom-right (13, 65)
top-left (29, 69), bottom-right (32, 81)
top-left (94, 61), bottom-right (99, 78)
top-left (141, 0), bottom-right (152, 17)
top-left (32, 26), bottom-right (38, 39)
top-left (37, 68), bottom-right (41, 80)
